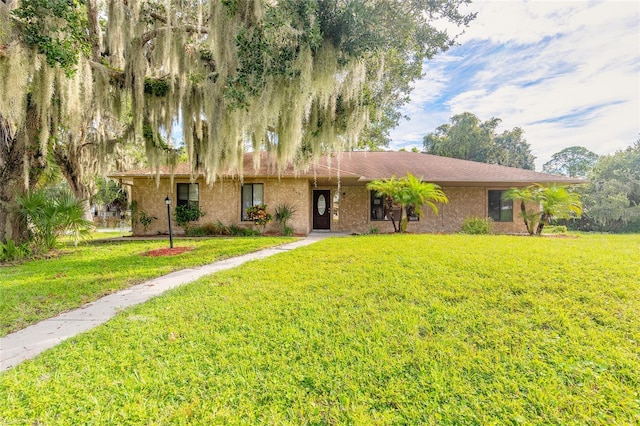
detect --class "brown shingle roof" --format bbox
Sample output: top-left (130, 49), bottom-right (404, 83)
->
top-left (110, 151), bottom-right (585, 186)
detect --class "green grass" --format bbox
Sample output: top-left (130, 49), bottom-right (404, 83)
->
top-left (58, 230), bottom-right (132, 243)
top-left (0, 237), bottom-right (294, 336)
top-left (1, 234), bottom-right (639, 424)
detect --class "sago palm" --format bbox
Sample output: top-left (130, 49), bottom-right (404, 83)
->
top-left (397, 173), bottom-right (449, 232)
top-left (504, 184), bottom-right (582, 235)
top-left (367, 176), bottom-right (403, 232)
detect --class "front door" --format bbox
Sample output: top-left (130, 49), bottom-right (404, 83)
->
top-left (312, 190), bottom-right (331, 230)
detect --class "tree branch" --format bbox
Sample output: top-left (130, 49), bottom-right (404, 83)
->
top-left (138, 24), bottom-right (209, 46)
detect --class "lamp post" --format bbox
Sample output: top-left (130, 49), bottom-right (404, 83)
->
top-left (165, 196), bottom-right (173, 249)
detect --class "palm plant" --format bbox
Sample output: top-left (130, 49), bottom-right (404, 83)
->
top-left (367, 174), bottom-right (449, 233)
top-left (367, 176), bottom-right (403, 232)
top-left (504, 184), bottom-right (582, 235)
top-left (274, 203), bottom-right (296, 236)
top-left (396, 173), bottom-right (449, 232)
top-left (17, 188), bottom-right (94, 251)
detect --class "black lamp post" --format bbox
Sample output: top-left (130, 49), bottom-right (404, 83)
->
top-left (165, 196), bottom-right (173, 249)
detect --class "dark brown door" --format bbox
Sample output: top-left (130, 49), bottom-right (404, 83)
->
top-left (312, 190), bottom-right (331, 230)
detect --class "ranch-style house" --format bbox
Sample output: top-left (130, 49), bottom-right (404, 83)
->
top-left (110, 151), bottom-right (583, 236)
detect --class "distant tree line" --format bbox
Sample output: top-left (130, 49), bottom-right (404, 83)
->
top-left (422, 112), bottom-right (536, 170)
top-left (545, 143), bottom-right (640, 233)
top-left (422, 113), bottom-right (639, 233)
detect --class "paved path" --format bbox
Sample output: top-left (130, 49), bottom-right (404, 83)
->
top-left (1, 233), bottom-right (338, 372)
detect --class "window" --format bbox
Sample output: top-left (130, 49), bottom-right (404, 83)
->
top-left (370, 191), bottom-right (418, 221)
top-left (488, 190), bottom-right (513, 222)
top-left (177, 183), bottom-right (199, 207)
top-left (241, 183), bottom-right (264, 221)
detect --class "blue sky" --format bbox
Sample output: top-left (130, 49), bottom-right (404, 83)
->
top-left (389, 0), bottom-right (640, 170)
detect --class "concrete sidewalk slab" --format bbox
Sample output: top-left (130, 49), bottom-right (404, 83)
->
top-left (1, 233), bottom-right (339, 372)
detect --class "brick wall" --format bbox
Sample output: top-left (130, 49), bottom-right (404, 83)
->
top-left (130, 177), bottom-right (528, 235)
top-left (327, 185), bottom-right (528, 235)
top-left (130, 177), bottom-right (310, 235)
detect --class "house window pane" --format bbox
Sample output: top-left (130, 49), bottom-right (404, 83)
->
top-left (177, 183), bottom-right (199, 207)
top-left (488, 190), bottom-right (512, 222)
top-left (370, 191), bottom-right (418, 222)
top-left (242, 183), bottom-right (264, 221)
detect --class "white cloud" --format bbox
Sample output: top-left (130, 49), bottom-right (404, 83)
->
top-left (391, 0), bottom-right (640, 170)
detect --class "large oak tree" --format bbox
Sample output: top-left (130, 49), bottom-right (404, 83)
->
top-left (0, 0), bottom-right (474, 243)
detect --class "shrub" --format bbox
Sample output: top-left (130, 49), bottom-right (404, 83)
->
top-left (282, 225), bottom-right (294, 236)
top-left (543, 225), bottom-right (568, 234)
top-left (229, 224), bottom-right (261, 236)
top-left (274, 203), bottom-right (296, 235)
top-left (138, 211), bottom-right (157, 232)
top-left (461, 217), bottom-right (494, 235)
top-left (17, 188), bottom-right (94, 251)
top-left (185, 221), bottom-right (232, 237)
top-left (246, 204), bottom-right (272, 234)
top-left (184, 226), bottom-right (207, 237)
top-left (174, 204), bottom-right (206, 233)
top-left (131, 201), bottom-right (157, 233)
top-left (0, 239), bottom-right (32, 263)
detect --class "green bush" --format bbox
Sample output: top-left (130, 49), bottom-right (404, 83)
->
top-left (0, 239), bottom-right (32, 263)
top-left (274, 203), bottom-right (296, 235)
top-left (461, 217), bottom-right (494, 235)
top-left (185, 221), bottom-right (232, 237)
top-left (246, 204), bottom-right (272, 234)
top-left (229, 224), bottom-right (261, 236)
top-left (184, 226), bottom-right (208, 237)
top-left (17, 188), bottom-right (94, 252)
top-left (174, 204), bottom-right (206, 233)
top-left (282, 225), bottom-right (294, 236)
top-left (138, 211), bottom-right (157, 232)
top-left (544, 225), bottom-right (568, 234)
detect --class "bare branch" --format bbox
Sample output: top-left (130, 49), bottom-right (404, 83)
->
top-left (138, 24), bottom-right (208, 46)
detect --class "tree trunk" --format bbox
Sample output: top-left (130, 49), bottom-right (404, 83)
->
top-left (385, 197), bottom-right (398, 232)
top-left (536, 213), bottom-right (549, 236)
top-left (520, 200), bottom-right (533, 235)
top-left (0, 112), bottom-right (46, 243)
top-left (399, 205), bottom-right (408, 233)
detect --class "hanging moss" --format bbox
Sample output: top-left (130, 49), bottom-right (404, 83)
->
top-left (2, 0), bottom-right (472, 189)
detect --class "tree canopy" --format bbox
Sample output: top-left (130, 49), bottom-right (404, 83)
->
top-left (542, 146), bottom-right (599, 178)
top-left (0, 0), bottom-right (475, 243)
top-left (580, 141), bottom-right (640, 232)
top-left (423, 112), bottom-right (535, 169)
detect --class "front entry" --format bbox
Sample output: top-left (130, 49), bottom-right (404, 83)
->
top-left (312, 190), bottom-right (331, 230)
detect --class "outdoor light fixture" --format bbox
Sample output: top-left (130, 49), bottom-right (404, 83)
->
top-left (165, 196), bottom-right (173, 249)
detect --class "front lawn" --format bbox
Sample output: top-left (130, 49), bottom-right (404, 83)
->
top-left (1, 234), bottom-right (638, 424)
top-left (0, 237), bottom-right (294, 336)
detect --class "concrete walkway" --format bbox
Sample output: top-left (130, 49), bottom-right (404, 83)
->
top-left (0, 233), bottom-right (339, 372)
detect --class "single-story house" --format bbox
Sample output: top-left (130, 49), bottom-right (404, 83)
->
top-left (110, 151), bottom-right (584, 236)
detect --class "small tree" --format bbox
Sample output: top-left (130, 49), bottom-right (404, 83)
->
top-left (367, 174), bottom-right (448, 233)
top-left (396, 173), bottom-right (449, 232)
top-left (367, 176), bottom-right (404, 232)
top-left (246, 204), bottom-right (273, 235)
top-left (504, 184), bottom-right (582, 236)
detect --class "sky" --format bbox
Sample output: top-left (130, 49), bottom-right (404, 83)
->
top-left (389, 0), bottom-right (640, 170)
